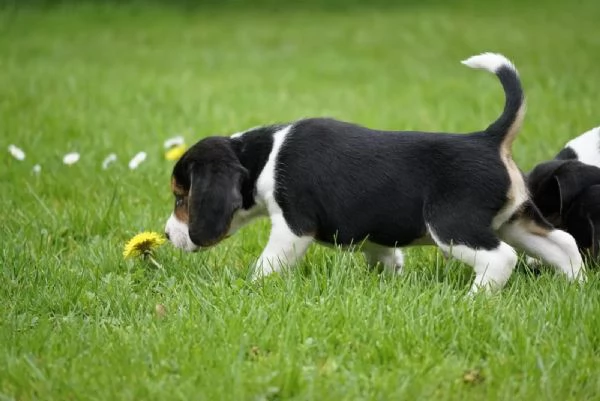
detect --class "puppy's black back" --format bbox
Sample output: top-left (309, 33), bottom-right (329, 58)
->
top-left (275, 118), bottom-right (509, 246)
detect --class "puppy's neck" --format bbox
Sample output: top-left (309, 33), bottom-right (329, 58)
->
top-left (230, 124), bottom-right (282, 210)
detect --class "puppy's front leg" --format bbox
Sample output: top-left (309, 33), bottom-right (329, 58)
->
top-left (252, 214), bottom-right (313, 280)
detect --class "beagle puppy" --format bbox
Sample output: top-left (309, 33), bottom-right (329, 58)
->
top-left (165, 53), bottom-right (584, 292)
top-left (555, 126), bottom-right (600, 167)
top-left (528, 126), bottom-right (600, 260)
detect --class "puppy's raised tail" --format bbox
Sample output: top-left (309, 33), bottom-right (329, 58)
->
top-left (462, 52), bottom-right (525, 147)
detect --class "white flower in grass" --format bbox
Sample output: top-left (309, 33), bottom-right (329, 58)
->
top-left (32, 164), bottom-right (42, 174)
top-left (102, 153), bottom-right (117, 170)
top-left (163, 136), bottom-right (185, 149)
top-left (8, 145), bottom-right (25, 161)
top-left (128, 151), bottom-right (147, 170)
top-left (63, 152), bottom-right (80, 165)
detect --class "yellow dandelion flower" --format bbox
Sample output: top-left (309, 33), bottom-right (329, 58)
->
top-left (123, 231), bottom-right (165, 259)
top-left (165, 144), bottom-right (187, 161)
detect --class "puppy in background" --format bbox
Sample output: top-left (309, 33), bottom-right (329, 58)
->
top-left (528, 126), bottom-right (600, 259)
top-left (555, 126), bottom-right (600, 166)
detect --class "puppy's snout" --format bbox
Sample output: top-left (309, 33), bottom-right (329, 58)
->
top-left (165, 213), bottom-right (198, 252)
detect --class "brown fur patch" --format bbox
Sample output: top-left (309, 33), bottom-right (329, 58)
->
top-left (501, 101), bottom-right (526, 155)
top-left (171, 176), bottom-right (190, 224)
top-left (507, 203), bottom-right (552, 237)
top-left (171, 176), bottom-right (187, 196)
top-left (493, 101), bottom-right (529, 229)
top-left (520, 219), bottom-right (551, 236)
top-left (174, 196), bottom-right (189, 224)
top-left (501, 104), bottom-right (527, 205)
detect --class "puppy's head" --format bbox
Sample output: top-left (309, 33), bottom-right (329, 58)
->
top-left (528, 159), bottom-right (600, 226)
top-left (164, 137), bottom-right (246, 252)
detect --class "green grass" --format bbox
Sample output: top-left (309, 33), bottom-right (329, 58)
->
top-left (2, 1), bottom-right (600, 400)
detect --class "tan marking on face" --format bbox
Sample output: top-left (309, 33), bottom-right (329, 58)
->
top-left (171, 176), bottom-right (189, 224)
top-left (171, 176), bottom-right (187, 196)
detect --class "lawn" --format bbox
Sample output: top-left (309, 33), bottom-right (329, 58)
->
top-left (1, 0), bottom-right (600, 400)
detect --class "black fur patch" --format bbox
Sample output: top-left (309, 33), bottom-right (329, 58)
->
top-left (527, 159), bottom-right (600, 258)
top-left (231, 126), bottom-right (279, 209)
top-left (555, 146), bottom-right (578, 160)
top-left (173, 117), bottom-right (515, 250)
top-left (273, 118), bottom-right (508, 249)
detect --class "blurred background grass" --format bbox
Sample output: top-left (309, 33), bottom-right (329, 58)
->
top-left (1, 1), bottom-right (600, 398)
top-left (1, 0), bottom-right (598, 264)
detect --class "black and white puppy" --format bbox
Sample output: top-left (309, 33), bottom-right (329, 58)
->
top-left (528, 126), bottom-right (600, 259)
top-left (555, 126), bottom-right (600, 166)
top-left (165, 53), bottom-right (584, 292)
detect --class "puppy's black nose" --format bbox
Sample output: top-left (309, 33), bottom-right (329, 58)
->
top-left (165, 232), bottom-right (170, 241)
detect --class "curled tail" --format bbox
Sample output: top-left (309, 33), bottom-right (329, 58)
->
top-left (462, 53), bottom-right (525, 146)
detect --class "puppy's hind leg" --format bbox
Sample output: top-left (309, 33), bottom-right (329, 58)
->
top-left (427, 217), bottom-right (518, 293)
top-left (363, 243), bottom-right (404, 274)
top-left (498, 202), bottom-right (585, 282)
top-left (252, 214), bottom-right (313, 280)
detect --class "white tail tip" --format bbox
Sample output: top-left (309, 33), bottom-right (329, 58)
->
top-left (461, 52), bottom-right (517, 74)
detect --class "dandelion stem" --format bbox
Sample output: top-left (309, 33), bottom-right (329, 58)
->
top-left (144, 252), bottom-right (164, 270)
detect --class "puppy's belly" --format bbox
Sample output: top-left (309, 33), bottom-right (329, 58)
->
top-left (313, 224), bottom-right (428, 248)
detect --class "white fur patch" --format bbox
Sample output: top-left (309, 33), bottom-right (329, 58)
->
top-left (429, 228), bottom-right (518, 293)
top-left (564, 126), bottom-right (600, 167)
top-left (461, 52), bottom-right (517, 74)
top-left (546, 230), bottom-right (584, 281)
top-left (499, 223), bottom-right (584, 281)
top-left (363, 243), bottom-right (404, 274)
top-left (256, 125), bottom-right (292, 210)
top-left (250, 124), bottom-right (315, 278)
top-left (253, 213), bottom-right (313, 279)
top-left (165, 213), bottom-right (198, 252)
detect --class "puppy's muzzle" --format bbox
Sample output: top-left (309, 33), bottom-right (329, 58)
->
top-left (164, 213), bottom-right (199, 252)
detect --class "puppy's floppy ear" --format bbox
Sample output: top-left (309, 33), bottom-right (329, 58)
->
top-left (551, 162), bottom-right (600, 209)
top-left (529, 160), bottom-right (600, 222)
top-left (187, 161), bottom-right (247, 247)
top-left (527, 160), bottom-right (567, 220)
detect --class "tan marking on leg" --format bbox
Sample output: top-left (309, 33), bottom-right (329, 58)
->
top-left (171, 176), bottom-right (190, 224)
top-left (521, 218), bottom-right (551, 237)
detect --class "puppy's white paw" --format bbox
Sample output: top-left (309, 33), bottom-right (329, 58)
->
top-left (525, 255), bottom-right (542, 266)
